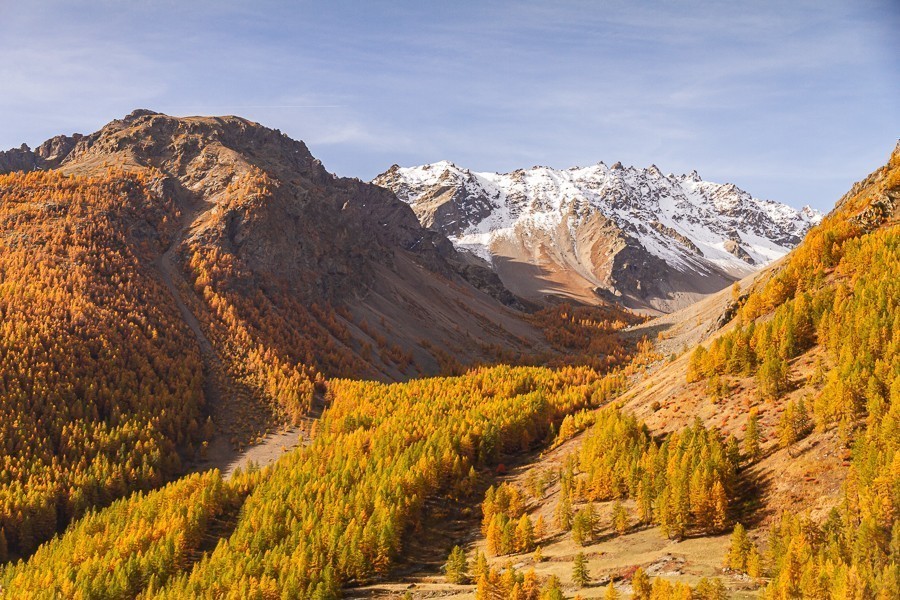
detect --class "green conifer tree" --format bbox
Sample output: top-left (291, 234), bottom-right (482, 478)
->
top-left (444, 545), bottom-right (468, 584)
top-left (744, 409), bottom-right (761, 462)
top-left (572, 552), bottom-right (590, 588)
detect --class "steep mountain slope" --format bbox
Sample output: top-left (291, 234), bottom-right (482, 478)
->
top-left (0, 169), bottom-right (206, 561)
top-left (609, 143), bottom-right (900, 596)
top-left (1, 110), bottom-right (549, 385)
top-left (0, 110), bottom-right (572, 559)
top-left (623, 142), bottom-right (899, 434)
top-left (375, 161), bottom-right (820, 313)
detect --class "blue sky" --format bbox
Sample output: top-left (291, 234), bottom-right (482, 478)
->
top-left (1, 1), bottom-right (897, 210)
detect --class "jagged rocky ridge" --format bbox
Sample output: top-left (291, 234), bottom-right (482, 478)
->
top-left (375, 161), bottom-right (821, 313)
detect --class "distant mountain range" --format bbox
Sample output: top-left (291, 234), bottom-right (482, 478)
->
top-left (375, 161), bottom-right (821, 313)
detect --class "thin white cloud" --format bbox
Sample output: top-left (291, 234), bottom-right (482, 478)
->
top-left (0, 0), bottom-right (896, 211)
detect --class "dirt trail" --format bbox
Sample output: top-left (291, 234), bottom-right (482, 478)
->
top-left (154, 202), bottom-right (307, 478)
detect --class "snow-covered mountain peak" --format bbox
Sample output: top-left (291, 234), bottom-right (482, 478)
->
top-left (374, 161), bottom-right (821, 313)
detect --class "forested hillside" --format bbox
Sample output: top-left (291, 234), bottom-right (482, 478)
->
top-left (467, 407), bottom-right (750, 600)
top-left (1, 363), bottom-right (645, 598)
top-left (0, 113), bottom-right (638, 562)
top-left (0, 170), bottom-right (206, 560)
top-left (610, 144), bottom-right (900, 598)
top-left (683, 146), bottom-right (900, 598)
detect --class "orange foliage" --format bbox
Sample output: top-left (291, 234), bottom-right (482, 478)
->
top-left (0, 170), bottom-right (205, 557)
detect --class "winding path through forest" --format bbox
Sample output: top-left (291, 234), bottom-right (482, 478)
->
top-left (154, 202), bottom-right (307, 478)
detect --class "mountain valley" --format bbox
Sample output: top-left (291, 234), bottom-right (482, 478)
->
top-left (0, 112), bottom-right (896, 600)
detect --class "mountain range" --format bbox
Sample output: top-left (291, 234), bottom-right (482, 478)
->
top-left (1, 110), bottom-right (896, 599)
top-left (375, 161), bottom-right (820, 313)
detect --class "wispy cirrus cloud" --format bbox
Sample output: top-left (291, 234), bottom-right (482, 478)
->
top-left (0, 0), bottom-right (896, 209)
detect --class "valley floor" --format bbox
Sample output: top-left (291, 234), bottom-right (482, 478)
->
top-left (344, 307), bottom-right (849, 600)
top-left (347, 434), bottom-right (759, 599)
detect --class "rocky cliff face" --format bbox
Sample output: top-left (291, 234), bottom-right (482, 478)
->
top-left (0, 133), bottom-right (83, 172)
top-left (375, 161), bottom-right (821, 313)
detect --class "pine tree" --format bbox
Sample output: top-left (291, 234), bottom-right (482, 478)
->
top-left (473, 550), bottom-right (489, 579)
top-left (657, 488), bottom-right (674, 538)
top-left (757, 349), bottom-right (790, 400)
top-left (877, 564), bottom-right (899, 600)
top-left (631, 567), bottom-right (651, 600)
top-left (694, 577), bottom-right (728, 600)
top-left (711, 480), bottom-right (729, 532)
top-left (707, 374), bottom-right (731, 402)
top-left (778, 398), bottom-right (812, 448)
top-left (572, 552), bottom-right (590, 588)
top-left (777, 539), bottom-right (804, 599)
top-left (668, 481), bottom-right (689, 540)
top-left (510, 582), bottom-right (524, 600)
top-left (534, 514), bottom-right (546, 541)
top-left (555, 495), bottom-right (572, 531)
top-left (743, 409), bottom-right (761, 462)
top-left (540, 575), bottom-right (564, 600)
top-left (514, 514), bottom-right (534, 553)
top-left (603, 580), bottom-right (619, 600)
top-left (725, 435), bottom-right (741, 469)
top-left (636, 480), bottom-right (653, 524)
top-left (687, 345), bottom-right (709, 383)
top-left (672, 582), bottom-right (693, 600)
top-left (475, 572), bottom-right (491, 600)
top-left (486, 516), bottom-right (504, 555)
top-left (611, 499), bottom-right (629, 535)
top-left (502, 566), bottom-right (519, 599)
top-left (889, 520), bottom-right (900, 563)
top-left (725, 523), bottom-right (750, 572)
top-left (572, 505), bottom-right (594, 546)
top-left (651, 577), bottom-right (673, 598)
top-left (481, 486), bottom-right (497, 535)
top-left (523, 569), bottom-right (541, 600)
top-left (747, 543), bottom-right (762, 578)
top-left (502, 518), bottom-right (516, 555)
top-left (445, 545), bottom-right (468, 584)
